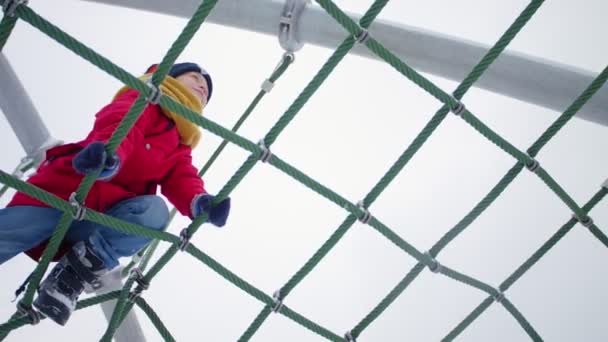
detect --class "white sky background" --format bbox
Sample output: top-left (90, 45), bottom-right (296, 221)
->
top-left (1, 0), bottom-right (607, 341)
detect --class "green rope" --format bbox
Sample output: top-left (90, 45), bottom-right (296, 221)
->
top-left (354, 60), bottom-right (608, 341)
top-left (100, 276), bottom-right (139, 341)
top-left (15, 6), bottom-right (147, 95)
top-left (238, 306), bottom-right (273, 342)
top-left (0, 159), bottom-right (34, 200)
top-left (126, 52), bottom-right (295, 276)
top-left (444, 187), bottom-right (607, 341)
top-left (0, 11), bottom-right (18, 51)
top-left (438, 265), bottom-right (500, 297)
top-left (311, 1), bottom-right (604, 246)
top-left (149, 0), bottom-right (219, 86)
top-left (134, 297), bottom-right (176, 342)
top-left (500, 298), bottom-right (543, 342)
top-left (103, 0), bottom-right (389, 330)
top-left (0, 291), bottom-right (120, 335)
top-left (443, 297), bottom-right (495, 342)
top-left (586, 224), bottom-right (608, 248)
top-left (314, 0), bottom-right (460, 109)
top-left (199, 52), bottom-right (294, 177)
top-left (0, 0), bottom-right (604, 340)
top-left (185, 244), bottom-right (343, 339)
top-left (243, 0), bottom-right (544, 332)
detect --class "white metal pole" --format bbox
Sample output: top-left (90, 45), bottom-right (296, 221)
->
top-left (86, 267), bottom-right (147, 342)
top-left (0, 53), bottom-right (61, 164)
top-left (82, 0), bottom-right (608, 126)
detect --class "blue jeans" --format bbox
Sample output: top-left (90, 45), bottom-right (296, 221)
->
top-left (0, 195), bottom-right (169, 269)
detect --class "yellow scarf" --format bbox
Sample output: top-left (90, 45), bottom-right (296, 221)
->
top-left (115, 74), bottom-right (204, 148)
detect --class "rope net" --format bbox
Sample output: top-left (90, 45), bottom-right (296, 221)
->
top-left (0, 0), bottom-right (607, 341)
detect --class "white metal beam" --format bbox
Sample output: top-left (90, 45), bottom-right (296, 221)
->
top-left (81, 0), bottom-right (608, 126)
top-left (0, 53), bottom-right (61, 163)
top-left (86, 267), bottom-right (147, 342)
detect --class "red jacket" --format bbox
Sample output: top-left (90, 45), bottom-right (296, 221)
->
top-left (9, 89), bottom-right (206, 259)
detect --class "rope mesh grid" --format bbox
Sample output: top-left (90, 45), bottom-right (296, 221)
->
top-left (1, 0), bottom-right (606, 341)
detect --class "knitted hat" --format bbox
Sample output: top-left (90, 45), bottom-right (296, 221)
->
top-left (146, 63), bottom-right (213, 102)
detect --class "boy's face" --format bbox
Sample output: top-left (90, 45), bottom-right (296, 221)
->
top-left (176, 71), bottom-right (209, 105)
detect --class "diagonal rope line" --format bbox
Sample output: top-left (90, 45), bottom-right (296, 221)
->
top-left (313, 0), bottom-right (604, 234)
top-left (336, 0), bottom-right (544, 337)
top-left (99, 0), bottom-right (223, 338)
top-left (444, 187), bottom-right (607, 341)
top-left (0, 291), bottom-right (121, 333)
top-left (355, 63), bottom-right (608, 339)
top-left (128, 52), bottom-right (294, 275)
top-left (0, 0), bottom-right (604, 341)
top-left (0, 12), bottom-right (18, 51)
top-left (99, 10), bottom-right (373, 341)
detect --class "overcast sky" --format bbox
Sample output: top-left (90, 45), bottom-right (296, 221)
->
top-left (1, 1), bottom-right (607, 341)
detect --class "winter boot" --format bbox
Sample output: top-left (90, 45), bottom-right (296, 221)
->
top-left (33, 240), bottom-right (107, 325)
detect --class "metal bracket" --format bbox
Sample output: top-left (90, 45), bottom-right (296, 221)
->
top-left (279, 0), bottom-right (310, 52)
top-left (493, 291), bottom-right (505, 303)
top-left (258, 140), bottom-right (272, 163)
top-left (261, 79), bottom-right (275, 93)
top-left (355, 28), bottom-right (370, 44)
top-left (424, 251), bottom-right (442, 273)
top-left (12, 155), bottom-right (34, 179)
top-left (17, 301), bottom-right (42, 325)
top-left (2, 0), bottom-right (28, 17)
top-left (145, 78), bottom-right (162, 105)
top-left (128, 268), bottom-right (149, 301)
top-left (450, 96), bottom-right (466, 116)
top-left (573, 214), bottom-right (594, 228)
top-left (524, 155), bottom-right (541, 173)
top-left (272, 290), bottom-right (284, 313)
top-left (356, 201), bottom-right (372, 224)
top-left (345, 330), bottom-right (356, 341)
top-left (69, 192), bottom-right (86, 221)
top-left (178, 228), bottom-right (191, 251)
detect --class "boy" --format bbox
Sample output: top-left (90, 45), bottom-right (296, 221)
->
top-left (0, 62), bottom-right (230, 325)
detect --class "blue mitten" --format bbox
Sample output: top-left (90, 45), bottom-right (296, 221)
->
top-left (193, 194), bottom-right (231, 227)
top-left (72, 141), bottom-right (120, 180)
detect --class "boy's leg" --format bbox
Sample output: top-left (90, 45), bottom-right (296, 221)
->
top-left (0, 206), bottom-right (63, 265)
top-left (65, 195), bottom-right (170, 269)
top-left (35, 195), bottom-right (169, 325)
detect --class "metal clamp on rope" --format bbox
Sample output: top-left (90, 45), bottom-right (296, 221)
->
top-left (17, 301), bottom-right (42, 325)
top-left (356, 201), bottom-right (372, 224)
top-left (128, 267), bottom-right (149, 301)
top-left (2, 0), bottom-right (28, 17)
top-left (345, 330), bottom-right (356, 342)
top-left (178, 228), bottom-right (191, 251)
top-left (355, 28), bottom-right (370, 44)
top-left (261, 79), bottom-right (275, 93)
top-left (69, 192), bottom-right (86, 221)
top-left (279, 0), bottom-right (310, 52)
top-left (145, 78), bottom-right (162, 105)
top-left (525, 156), bottom-right (540, 173)
top-left (449, 97), bottom-right (466, 116)
top-left (13, 156), bottom-right (34, 179)
top-left (424, 251), bottom-right (442, 273)
top-left (272, 290), bottom-right (284, 313)
top-left (262, 52), bottom-right (296, 93)
top-left (258, 140), bottom-right (272, 163)
top-left (573, 214), bottom-right (594, 228)
top-left (493, 291), bottom-right (505, 303)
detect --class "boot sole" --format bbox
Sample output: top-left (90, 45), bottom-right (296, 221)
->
top-left (33, 294), bottom-right (72, 326)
